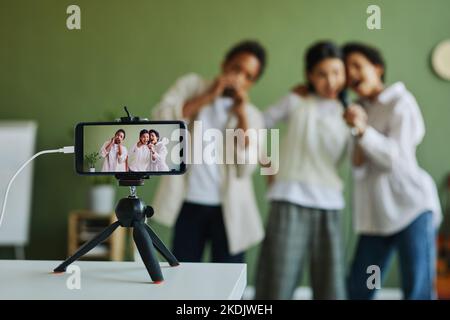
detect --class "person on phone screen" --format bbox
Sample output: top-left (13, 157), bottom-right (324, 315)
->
top-left (100, 129), bottom-right (128, 172)
top-left (148, 129), bottom-right (169, 172)
top-left (128, 129), bottom-right (151, 172)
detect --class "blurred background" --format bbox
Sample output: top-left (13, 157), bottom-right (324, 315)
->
top-left (1, 0), bottom-right (450, 296)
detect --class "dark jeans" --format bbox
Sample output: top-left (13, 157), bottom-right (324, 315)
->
top-left (348, 211), bottom-right (436, 300)
top-left (172, 202), bottom-right (244, 263)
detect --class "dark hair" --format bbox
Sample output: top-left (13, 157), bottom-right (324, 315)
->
top-left (115, 129), bottom-right (126, 139)
top-left (139, 129), bottom-right (149, 137)
top-left (224, 40), bottom-right (267, 80)
top-left (305, 41), bottom-right (343, 92)
top-left (343, 42), bottom-right (386, 82)
top-left (149, 129), bottom-right (159, 140)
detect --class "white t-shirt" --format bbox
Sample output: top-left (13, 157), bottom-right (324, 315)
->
top-left (264, 93), bottom-right (348, 210)
top-left (100, 141), bottom-right (128, 172)
top-left (353, 82), bottom-right (442, 234)
top-left (185, 97), bottom-right (234, 205)
top-left (128, 143), bottom-right (151, 172)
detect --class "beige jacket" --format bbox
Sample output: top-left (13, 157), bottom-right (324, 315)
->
top-left (151, 73), bottom-right (265, 254)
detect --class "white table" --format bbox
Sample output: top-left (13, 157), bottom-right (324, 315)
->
top-left (0, 260), bottom-right (247, 300)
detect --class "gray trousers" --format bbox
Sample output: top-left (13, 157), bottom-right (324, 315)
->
top-left (255, 201), bottom-right (346, 300)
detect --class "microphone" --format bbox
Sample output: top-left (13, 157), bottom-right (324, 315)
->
top-left (338, 90), bottom-right (358, 136)
top-left (338, 90), bottom-right (349, 109)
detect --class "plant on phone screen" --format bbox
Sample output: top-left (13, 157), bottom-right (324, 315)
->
top-left (85, 152), bottom-right (101, 169)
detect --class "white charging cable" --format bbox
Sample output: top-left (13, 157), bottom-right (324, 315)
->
top-left (0, 146), bottom-right (75, 228)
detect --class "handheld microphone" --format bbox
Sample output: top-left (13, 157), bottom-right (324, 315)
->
top-left (338, 90), bottom-right (358, 136)
top-left (338, 90), bottom-right (349, 109)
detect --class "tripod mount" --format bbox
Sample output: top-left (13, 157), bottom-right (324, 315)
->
top-left (53, 178), bottom-right (179, 283)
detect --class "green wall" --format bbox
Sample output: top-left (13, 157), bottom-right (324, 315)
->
top-left (1, 0), bottom-right (450, 289)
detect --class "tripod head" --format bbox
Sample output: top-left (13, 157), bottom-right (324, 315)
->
top-left (115, 189), bottom-right (154, 227)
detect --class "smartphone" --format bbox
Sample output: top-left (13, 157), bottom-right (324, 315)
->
top-left (75, 120), bottom-right (187, 176)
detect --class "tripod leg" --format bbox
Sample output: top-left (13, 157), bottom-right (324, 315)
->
top-left (133, 221), bottom-right (164, 283)
top-left (53, 221), bottom-right (121, 273)
top-left (144, 223), bottom-right (179, 266)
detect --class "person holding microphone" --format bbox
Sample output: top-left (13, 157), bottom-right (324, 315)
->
top-left (342, 42), bottom-right (442, 300)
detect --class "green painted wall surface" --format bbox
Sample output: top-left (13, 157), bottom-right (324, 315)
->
top-left (1, 0), bottom-right (450, 288)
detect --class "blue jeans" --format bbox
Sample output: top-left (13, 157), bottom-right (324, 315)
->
top-left (348, 211), bottom-right (436, 300)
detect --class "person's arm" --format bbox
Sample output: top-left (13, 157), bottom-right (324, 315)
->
top-left (100, 139), bottom-right (114, 158)
top-left (152, 73), bottom-right (235, 123)
top-left (148, 144), bottom-right (156, 161)
top-left (343, 104), bottom-right (369, 168)
top-left (263, 93), bottom-right (299, 129)
top-left (346, 97), bottom-right (424, 171)
top-left (352, 143), bottom-right (366, 167)
top-left (152, 73), bottom-right (206, 122)
top-left (152, 144), bottom-right (168, 163)
top-left (105, 140), bottom-right (114, 153)
top-left (260, 93), bottom-right (299, 182)
top-left (181, 93), bottom-right (214, 120)
top-left (291, 83), bottom-right (310, 97)
top-left (183, 73), bottom-right (238, 120)
top-left (117, 146), bottom-right (127, 164)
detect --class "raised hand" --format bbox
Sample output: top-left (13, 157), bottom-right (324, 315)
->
top-left (343, 104), bottom-right (368, 137)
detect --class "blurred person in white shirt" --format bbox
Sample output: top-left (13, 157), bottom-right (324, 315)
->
top-left (151, 41), bottom-right (267, 264)
top-left (343, 42), bottom-right (442, 300)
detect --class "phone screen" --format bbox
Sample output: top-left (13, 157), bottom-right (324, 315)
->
top-left (75, 121), bottom-right (186, 175)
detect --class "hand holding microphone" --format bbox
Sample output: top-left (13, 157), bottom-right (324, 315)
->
top-left (339, 90), bottom-right (367, 137)
top-left (207, 74), bottom-right (237, 100)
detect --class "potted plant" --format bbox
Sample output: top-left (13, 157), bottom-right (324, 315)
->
top-left (87, 175), bottom-right (116, 216)
top-left (85, 151), bottom-right (102, 172)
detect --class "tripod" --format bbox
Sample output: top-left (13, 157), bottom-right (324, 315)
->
top-left (53, 181), bottom-right (179, 283)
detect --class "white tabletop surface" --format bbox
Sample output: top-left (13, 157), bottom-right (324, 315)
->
top-left (0, 260), bottom-right (247, 300)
